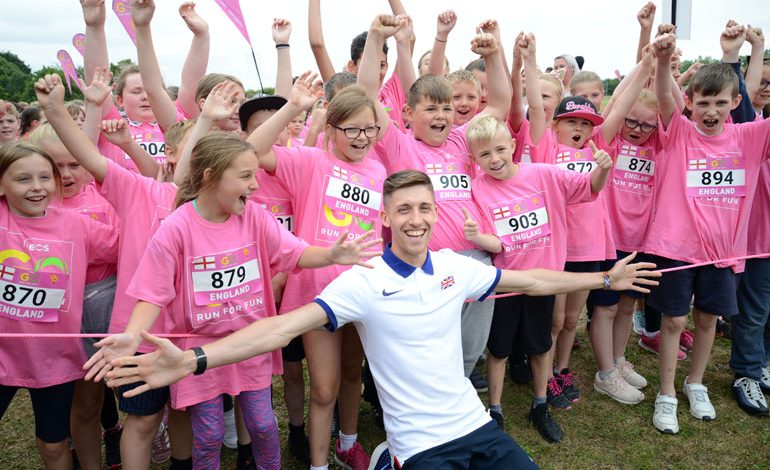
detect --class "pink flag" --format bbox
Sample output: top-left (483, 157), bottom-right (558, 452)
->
top-left (214, 0), bottom-right (251, 45)
top-left (56, 50), bottom-right (81, 95)
top-left (72, 33), bottom-right (86, 57)
top-left (112, 0), bottom-right (137, 45)
top-left (614, 69), bottom-right (623, 81)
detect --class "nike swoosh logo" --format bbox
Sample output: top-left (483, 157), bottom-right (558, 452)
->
top-left (382, 289), bottom-right (402, 297)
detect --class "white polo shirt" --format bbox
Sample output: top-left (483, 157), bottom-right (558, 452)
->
top-left (315, 245), bottom-right (501, 464)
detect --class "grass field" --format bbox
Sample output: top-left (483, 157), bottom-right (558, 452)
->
top-left (1, 321), bottom-right (769, 470)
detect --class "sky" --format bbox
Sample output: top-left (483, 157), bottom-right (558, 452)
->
top-left (1, 1), bottom-right (768, 92)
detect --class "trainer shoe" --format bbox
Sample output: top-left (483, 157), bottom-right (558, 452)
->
top-left (760, 367), bottom-right (770, 394)
top-left (615, 357), bottom-right (648, 389)
top-left (715, 317), bottom-right (732, 340)
top-left (528, 402), bottom-right (563, 443)
top-left (508, 354), bottom-right (532, 385)
top-left (557, 369), bottom-right (580, 403)
top-left (488, 409), bottom-right (504, 428)
top-left (469, 369), bottom-right (488, 393)
top-left (653, 393), bottom-right (679, 434)
top-left (103, 423), bottom-right (123, 470)
top-left (335, 439), bottom-right (370, 470)
top-left (638, 333), bottom-right (687, 360)
top-left (594, 370), bottom-right (645, 404)
top-left (733, 377), bottom-right (769, 416)
top-left (679, 329), bottom-right (694, 352)
top-left (632, 308), bottom-right (646, 335)
top-left (546, 377), bottom-right (572, 411)
top-left (367, 441), bottom-right (392, 470)
top-left (683, 377), bottom-right (716, 421)
top-left (287, 424), bottom-right (310, 465)
top-left (223, 408), bottom-right (237, 449)
top-left (150, 422), bottom-right (171, 463)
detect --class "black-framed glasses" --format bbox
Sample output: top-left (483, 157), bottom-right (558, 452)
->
top-left (333, 125), bottom-right (380, 139)
top-left (624, 118), bottom-right (657, 133)
top-left (760, 80), bottom-right (770, 90)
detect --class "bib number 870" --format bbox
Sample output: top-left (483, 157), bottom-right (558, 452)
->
top-left (2, 284), bottom-right (46, 306)
top-left (211, 266), bottom-right (246, 289)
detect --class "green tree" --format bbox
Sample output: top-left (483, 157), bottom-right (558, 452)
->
top-left (0, 51), bottom-right (31, 74)
top-left (0, 54), bottom-right (30, 102)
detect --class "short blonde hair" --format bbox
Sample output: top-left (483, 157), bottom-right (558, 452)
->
top-left (446, 70), bottom-right (481, 95)
top-left (539, 72), bottom-right (564, 100)
top-left (466, 115), bottom-right (510, 152)
top-left (570, 71), bottom-right (602, 94)
top-left (28, 122), bottom-right (60, 147)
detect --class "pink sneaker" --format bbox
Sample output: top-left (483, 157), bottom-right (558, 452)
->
top-left (639, 333), bottom-right (686, 361)
top-left (679, 329), bottom-right (694, 352)
top-left (150, 422), bottom-right (171, 463)
top-left (334, 439), bottom-right (370, 470)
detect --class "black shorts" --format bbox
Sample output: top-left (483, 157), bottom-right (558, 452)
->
top-left (588, 251), bottom-right (648, 306)
top-left (487, 294), bottom-right (554, 357)
top-left (282, 335), bottom-right (305, 362)
top-left (646, 255), bottom-right (740, 317)
top-left (117, 353), bottom-right (169, 416)
top-left (0, 381), bottom-right (75, 443)
top-left (564, 260), bottom-right (601, 273)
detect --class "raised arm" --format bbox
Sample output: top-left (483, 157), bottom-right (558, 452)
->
top-left (388, 0), bottom-right (415, 53)
top-left (393, 15), bottom-right (417, 96)
top-left (308, 0), bottom-right (336, 82)
top-left (80, 0), bottom-right (112, 118)
top-left (636, 2), bottom-right (656, 63)
top-left (474, 31), bottom-right (511, 121)
top-left (588, 140), bottom-right (613, 193)
top-left (131, 0), bottom-right (178, 132)
top-left (602, 46), bottom-right (654, 143)
top-left (745, 26), bottom-right (765, 109)
top-left (177, 2), bottom-right (210, 120)
top-left (272, 18), bottom-right (294, 98)
top-left (520, 34), bottom-right (546, 144)
top-left (719, 20), bottom-right (755, 123)
top-left (82, 66), bottom-right (112, 144)
top-left (507, 31), bottom-right (526, 132)
top-left (428, 11), bottom-right (456, 76)
top-left (100, 118), bottom-right (160, 178)
top-left (480, 20), bottom-right (512, 94)
top-left (36, 74), bottom-right (107, 182)
top-left (654, 33), bottom-right (677, 129)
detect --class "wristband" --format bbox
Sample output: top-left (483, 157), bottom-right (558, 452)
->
top-left (192, 347), bottom-right (207, 375)
top-left (275, 43), bottom-right (290, 49)
top-left (434, 37), bottom-right (447, 43)
top-left (602, 272), bottom-right (611, 290)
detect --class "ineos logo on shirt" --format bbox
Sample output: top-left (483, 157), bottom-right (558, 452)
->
top-left (28, 244), bottom-right (49, 252)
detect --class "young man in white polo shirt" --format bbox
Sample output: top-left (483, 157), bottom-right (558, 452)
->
top-left (103, 170), bottom-right (659, 469)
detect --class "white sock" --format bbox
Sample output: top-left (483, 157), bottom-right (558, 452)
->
top-left (309, 465), bottom-right (329, 470)
top-left (339, 431), bottom-right (357, 452)
top-left (643, 329), bottom-right (659, 338)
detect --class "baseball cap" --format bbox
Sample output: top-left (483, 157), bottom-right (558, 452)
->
top-left (553, 96), bottom-right (604, 126)
top-left (238, 94), bottom-right (288, 131)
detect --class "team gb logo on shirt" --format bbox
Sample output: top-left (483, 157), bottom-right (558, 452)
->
top-left (440, 275), bottom-right (455, 290)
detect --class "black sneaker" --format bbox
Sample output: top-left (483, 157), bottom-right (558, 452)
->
top-left (469, 369), bottom-right (488, 393)
top-left (508, 354), bottom-right (531, 385)
top-left (546, 377), bottom-right (572, 411)
top-left (103, 423), bottom-right (123, 469)
top-left (557, 369), bottom-right (580, 403)
top-left (288, 424), bottom-right (310, 465)
top-left (488, 409), bottom-right (504, 429)
top-left (716, 317), bottom-right (732, 340)
top-left (331, 403), bottom-right (340, 438)
top-left (529, 403), bottom-right (563, 443)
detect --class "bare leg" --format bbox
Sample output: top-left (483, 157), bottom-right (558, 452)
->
top-left (303, 328), bottom-right (342, 467)
top-left (338, 325), bottom-right (363, 436)
top-left (659, 315), bottom-right (686, 396)
top-left (590, 304), bottom-right (618, 372)
top-left (555, 290), bottom-right (589, 371)
top-left (121, 412), bottom-right (163, 470)
top-left (612, 295), bottom-right (637, 358)
top-left (283, 360), bottom-right (306, 427)
top-left (687, 308), bottom-right (718, 384)
top-left (168, 408), bottom-right (192, 460)
top-left (36, 438), bottom-right (71, 470)
top-left (70, 379), bottom-right (103, 470)
top-left (487, 355), bottom-right (507, 407)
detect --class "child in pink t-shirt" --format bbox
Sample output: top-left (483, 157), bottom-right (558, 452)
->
top-left (463, 115), bottom-right (609, 442)
top-left (0, 141), bottom-right (117, 470)
top-left (648, 34), bottom-right (770, 434)
top-left (248, 76), bottom-right (386, 468)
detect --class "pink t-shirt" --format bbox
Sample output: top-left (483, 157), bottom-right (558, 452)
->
top-left (97, 104), bottom-right (185, 172)
top-left (644, 112), bottom-right (770, 271)
top-left (252, 170), bottom-right (294, 233)
top-left (507, 119), bottom-right (536, 164)
top-left (126, 201), bottom-right (308, 408)
top-left (271, 145), bottom-right (386, 312)
top-left (374, 124), bottom-right (483, 252)
top-left (99, 160), bottom-right (177, 351)
top-left (472, 164), bottom-right (595, 270)
top-left (380, 74), bottom-right (407, 132)
top-left (594, 132), bottom-right (662, 253)
top-left (747, 161), bottom-right (770, 255)
top-left (0, 202), bottom-right (118, 388)
top-left (49, 183), bottom-right (119, 284)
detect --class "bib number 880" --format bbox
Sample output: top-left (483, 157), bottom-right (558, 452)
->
top-left (340, 183), bottom-right (370, 205)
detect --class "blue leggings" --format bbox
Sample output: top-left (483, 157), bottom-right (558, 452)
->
top-left (190, 387), bottom-right (279, 470)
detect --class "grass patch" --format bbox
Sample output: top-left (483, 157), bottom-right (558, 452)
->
top-left (1, 322), bottom-right (768, 469)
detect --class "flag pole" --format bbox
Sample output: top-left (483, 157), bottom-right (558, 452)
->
top-left (250, 46), bottom-right (265, 94)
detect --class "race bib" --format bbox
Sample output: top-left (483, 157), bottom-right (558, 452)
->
top-left (490, 195), bottom-right (551, 249)
top-left (132, 128), bottom-right (166, 165)
top-left (81, 211), bottom-right (110, 225)
top-left (0, 263), bottom-right (68, 322)
top-left (612, 144), bottom-right (655, 194)
top-left (425, 162), bottom-right (471, 201)
top-left (190, 245), bottom-right (263, 307)
top-left (318, 166), bottom-right (382, 243)
top-left (686, 154), bottom-right (745, 198)
top-left (555, 147), bottom-right (595, 174)
top-left (257, 199), bottom-right (294, 233)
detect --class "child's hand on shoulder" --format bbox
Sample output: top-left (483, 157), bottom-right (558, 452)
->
top-left (201, 81), bottom-right (242, 122)
top-left (589, 141), bottom-right (613, 170)
top-left (80, 0), bottom-right (106, 27)
top-left (130, 0), bottom-right (155, 28)
top-left (34, 74), bottom-right (66, 110)
top-left (471, 29), bottom-right (499, 58)
top-left (637, 2), bottom-right (656, 30)
top-left (272, 18), bottom-right (291, 44)
top-left (179, 2), bottom-right (208, 36)
top-left (653, 33), bottom-right (676, 58)
top-left (82, 66), bottom-right (113, 106)
top-left (289, 71), bottom-right (324, 111)
top-left (100, 119), bottom-right (132, 146)
top-left (370, 14), bottom-right (406, 39)
top-left (436, 10), bottom-right (457, 39)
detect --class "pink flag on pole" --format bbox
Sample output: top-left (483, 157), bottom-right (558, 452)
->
top-left (214, 0), bottom-right (251, 45)
top-left (56, 50), bottom-right (81, 95)
top-left (72, 33), bottom-right (86, 57)
top-left (112, 0), bottom-right (137, 45)
top-left (614, 69), bottom-right (623, 81)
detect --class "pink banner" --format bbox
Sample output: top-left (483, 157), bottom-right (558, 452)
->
top-left (72, 33), bottom-right (86, 57)
top-left (112, 0), bottom-right (137, 45)
top-left (214, 0), bottom-right (251, 45)
top-left (56, 50), bottom-right (81, 95)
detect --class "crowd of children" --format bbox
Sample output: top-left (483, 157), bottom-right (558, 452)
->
top-left (0, 0), bottom-right (769, 469)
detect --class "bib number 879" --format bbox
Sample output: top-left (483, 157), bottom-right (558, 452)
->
top-left (211, 266), bottom-right (246, 289)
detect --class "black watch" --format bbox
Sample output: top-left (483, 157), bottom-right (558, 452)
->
top-left (192, 347), bottom-right (207, 375)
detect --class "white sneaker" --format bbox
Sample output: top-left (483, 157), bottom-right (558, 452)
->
top-left (615, 357), bottom-right (648, 389)
top-left (683, 376), bottom-right (716, 421)
top-left (760, 366), bottom-right (770, 393)
top-left (594, 370), bottom-right (645, 404)
top-left (223, 408), bottom-right (237, 449)
top-left (632, 309), bottom-right (646, 335)
top-left (653, 393), bottom-right (679, 434)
